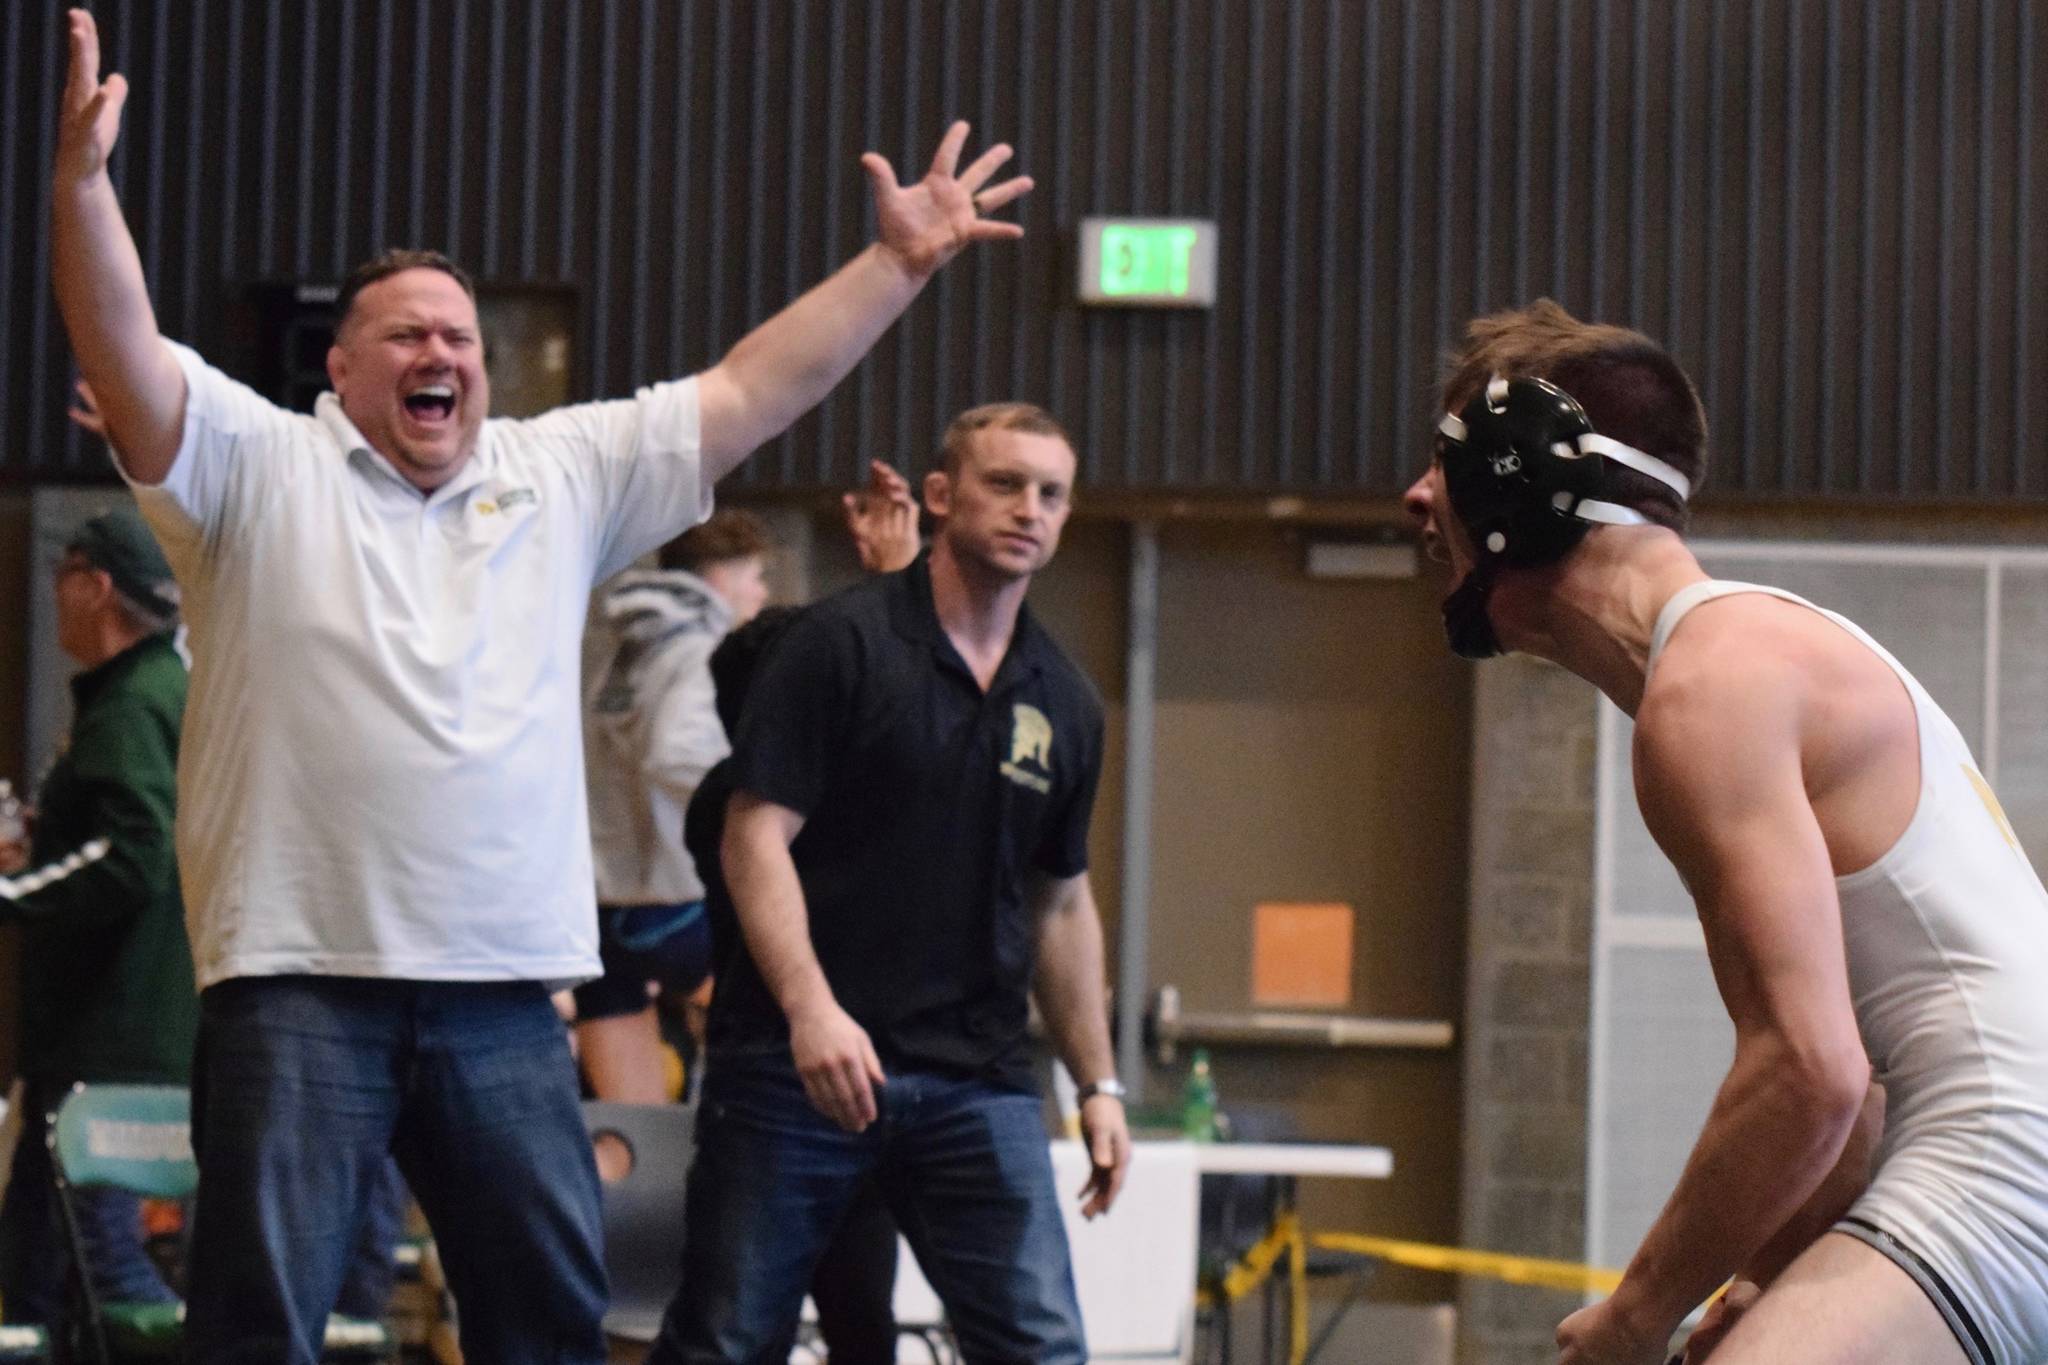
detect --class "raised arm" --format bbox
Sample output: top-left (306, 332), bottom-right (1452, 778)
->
top-left (694, 122), bottom-right (1033, 482)
top-left (1556, 669), bottom-right (1871, 1365)
top-left (1030, 871), bottom-right (1130, 1218)
top-left (722, 791), bottom-right (886, 1133)
top-left (50, 9), bottom-right (186, 483)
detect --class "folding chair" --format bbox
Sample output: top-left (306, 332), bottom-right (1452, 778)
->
top-left (583, 1100), bottom-right (696, 1344)
top-left (1195, 1105), bottom-right (1379, 1365)
top-left (48, 1084), bottom-right (396, 1363)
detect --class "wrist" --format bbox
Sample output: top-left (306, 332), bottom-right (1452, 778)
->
top-left (778, 978), bottom-right (838, 1025)
top-left (52, 154), bottom-right (113, 193)
top-left (871, 239), bottom-right (935, 288)
top-left (1076, 1078), bottom-right (1127, 1104)
top-left (1605, 1279), bottom-right (1683, 1352)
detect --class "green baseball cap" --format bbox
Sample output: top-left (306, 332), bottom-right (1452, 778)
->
top-left (65, 506), bottom-right (180, 619)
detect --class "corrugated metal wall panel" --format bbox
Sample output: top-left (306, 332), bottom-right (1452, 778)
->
top-left (5, 0), bottom-right (2047, 498)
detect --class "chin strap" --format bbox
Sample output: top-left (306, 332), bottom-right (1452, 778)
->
top-left (1442, 563), bottom-right (1503, 660)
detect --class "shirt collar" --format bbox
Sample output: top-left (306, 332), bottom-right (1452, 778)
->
top-left (886, 551), bottom-right (1049, 692)
top-left (315, 391), bottom-right (494, 504)
top-left (70, 633), bottom-right (177, 708)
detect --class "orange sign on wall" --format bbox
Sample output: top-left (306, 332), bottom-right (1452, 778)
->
top-left (1251, 902), bottom-right (1355, 1008)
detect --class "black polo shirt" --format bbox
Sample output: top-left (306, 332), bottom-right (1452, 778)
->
top-left (708, 553), bottom-right (1104, 1089)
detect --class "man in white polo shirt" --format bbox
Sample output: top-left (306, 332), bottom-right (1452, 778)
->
top-left (48, 11), bottom-right (1034, 1363)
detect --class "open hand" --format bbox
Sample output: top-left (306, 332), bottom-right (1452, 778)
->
top-left (863, 121), bottom-right (1033, 280)
top-left (842, 460), bottom-right (920, 573)
top-left (57, 9), bottom-right (129, 185)
top-left (68, 378), bottom-right (108, 439)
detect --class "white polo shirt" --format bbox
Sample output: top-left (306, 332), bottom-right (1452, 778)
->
top-left (124, 341), bottom-right (708, 990)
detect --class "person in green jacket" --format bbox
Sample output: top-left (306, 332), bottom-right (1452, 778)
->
top-left (0, 505), bottom-right (193, 1325)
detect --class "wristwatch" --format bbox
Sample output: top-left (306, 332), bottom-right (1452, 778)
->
top-left (1076, 1078), bottom-right (1128, 1103)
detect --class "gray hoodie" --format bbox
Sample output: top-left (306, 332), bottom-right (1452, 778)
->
top-left (582, 568), bottom-right (734, 906)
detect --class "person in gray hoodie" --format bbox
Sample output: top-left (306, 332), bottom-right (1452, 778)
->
top-left (578, 509), bottom-right (775, 1101)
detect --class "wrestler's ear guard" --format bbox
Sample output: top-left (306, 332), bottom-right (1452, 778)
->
top-left (1432, 374), bottom-right (1692, 660)
top-left (1436, 374), bottom-right (1693, 571)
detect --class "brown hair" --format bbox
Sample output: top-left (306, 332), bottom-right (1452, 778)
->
top-left (938, 402), bottom-right (1074, 475)
top-left (335, 249), bottom-right (477, 338)
top-left (662, 509), bottom-right (773, 573)
top-left (1441, 299), bottom-right (1708, 531)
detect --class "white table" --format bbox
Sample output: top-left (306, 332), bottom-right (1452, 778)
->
top-left (1190, 1142), bottom-right (1392, 1180)
top-left (888, 1138), bottom-right (1393, 1364)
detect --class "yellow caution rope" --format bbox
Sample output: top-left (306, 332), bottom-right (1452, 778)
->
top-left (1198, 1223), bottom-right (1626, 1365)
top-left (1311, 1232), bottom-right (1625, 1295)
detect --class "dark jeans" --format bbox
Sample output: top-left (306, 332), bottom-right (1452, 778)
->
top-left (184, 976), bottom-right (607, 1365)
top-left (649, 1053), bottom-right (1084, 1365)
top-left (766, 1176), bottom-right (900, 1365)
top-left (333, 1157), bottom-right (409, 1321)
top-left (809, 1177), bottom-right (899, 1364)
top-left (0, 1081), bottom-right (178, 1325)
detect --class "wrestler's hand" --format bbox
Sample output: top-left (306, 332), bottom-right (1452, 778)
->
top-left (789, 996), bottom-right (887, 1133)
top-left (1555, 1297), bottom-right (1670, 1365)
top-left (843, 460), bottom-right (920, 574)
top-left (1678, 1280), bottom-right (1759, 1362)
top-left (57, 9), bottom-right (129, 186)
top-left (1076, 1094), bottom-right (1131, 1219)
top-left (863, 121), bottom-right (1033, 280)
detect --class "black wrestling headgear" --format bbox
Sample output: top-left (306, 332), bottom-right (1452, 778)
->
top-left (1436, 375), bottom-right (1692, 659)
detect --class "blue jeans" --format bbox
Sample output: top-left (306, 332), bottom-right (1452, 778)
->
top-left (183, 977), bottom-right (607, 1364)
top-left (0, 1081), bottom-right (178, 1324)
top-left (648, 1053), bottom-right (1085, 1365)
top-left (333, 1157), bottom-right (409, 1321)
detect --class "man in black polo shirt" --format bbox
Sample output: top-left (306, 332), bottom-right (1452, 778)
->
top-left (650, 404), bottom-right (1128, 1365)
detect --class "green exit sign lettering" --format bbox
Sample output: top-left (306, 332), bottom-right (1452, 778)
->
top-left (1077, 217), bottom-right (1218, 308)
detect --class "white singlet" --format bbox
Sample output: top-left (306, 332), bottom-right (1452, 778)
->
top-left (1651, 579), bottom-right (2048, 1365)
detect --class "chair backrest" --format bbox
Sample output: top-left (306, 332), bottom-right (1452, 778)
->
top-left (50, 1084), bottom-right (196, 1199)
top-left (583, 1101), bottom-right (695, 1342)
top-left (1199, 1102), bottom-right (1304, 1269)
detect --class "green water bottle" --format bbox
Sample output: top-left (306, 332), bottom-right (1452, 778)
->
top-left (1181, 1047), bottom-right (1219, 1142)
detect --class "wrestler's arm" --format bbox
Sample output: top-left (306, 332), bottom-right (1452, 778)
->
top-left (1558, 661), bottom-right (1870, 1361)
top-left (1737, 1079), bottom-right (1884, 1288)
top-left (694, 122), bottom-right (1032, 484)
top-left (50, 9), bottom-right (186, 483)
top-left (1675, 1081), bottom-right (1885, 1362)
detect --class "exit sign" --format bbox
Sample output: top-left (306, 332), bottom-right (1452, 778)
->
top-left (1077, 217), bottom-right (1218, 307)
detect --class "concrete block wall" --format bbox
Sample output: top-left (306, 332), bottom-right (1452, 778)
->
top-left (1455, 655), bottom-right (1600, 1365)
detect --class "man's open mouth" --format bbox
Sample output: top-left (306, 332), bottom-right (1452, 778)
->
top-left (403, 384), bottom-right (457, 423)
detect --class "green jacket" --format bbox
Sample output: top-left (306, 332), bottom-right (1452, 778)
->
top-left (2, 634), bottom-right (195, 1086)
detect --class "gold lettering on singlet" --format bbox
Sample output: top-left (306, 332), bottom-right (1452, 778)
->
top-left (1963, 764), bottom-right (2022, 852)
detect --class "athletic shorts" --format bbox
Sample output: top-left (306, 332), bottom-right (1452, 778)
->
top-left (571, 900), bottom-right (712, 1021)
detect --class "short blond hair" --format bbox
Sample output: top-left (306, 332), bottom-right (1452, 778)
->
top-left (938, 403), bottom-right (1074, 475)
